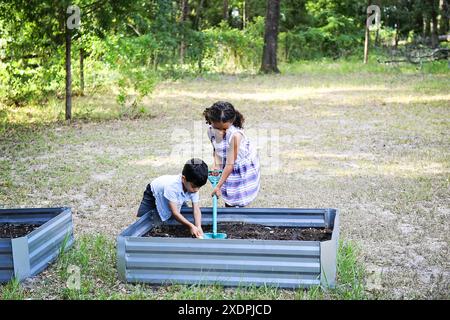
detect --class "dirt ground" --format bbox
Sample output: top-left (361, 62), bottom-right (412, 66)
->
top-left (0, 224), bottom-right (41, 238)
top-left (145, 222), bottom-right (333, 241)
top-left (0, 71), bottom-right (449, 299)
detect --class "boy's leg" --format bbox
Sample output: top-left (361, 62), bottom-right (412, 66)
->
top-left (137, 184), bottom-right (157, 217)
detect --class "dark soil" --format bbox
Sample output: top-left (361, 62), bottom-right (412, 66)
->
top-left (144, 222), bottom-right (332, 241)
top-left (0, 223), bottom-right (41, 239)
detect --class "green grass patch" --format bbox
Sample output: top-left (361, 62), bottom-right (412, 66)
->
top-left (0, 278), bottom-right (25, 300)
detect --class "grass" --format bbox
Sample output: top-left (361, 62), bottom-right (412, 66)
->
top-left (0, 57), bottom-right (448, 299)
top-left (0, 278), bottom-right (25, 300)
top-left (0, 235), bottom-right (367, 300)
top-left (280, 54), bottom-right (450, 76)
top-left (0, 55), bottom-right (448, 133)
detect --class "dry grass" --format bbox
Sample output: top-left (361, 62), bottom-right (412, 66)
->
top-left (0, 67), bottom-right (449, 299)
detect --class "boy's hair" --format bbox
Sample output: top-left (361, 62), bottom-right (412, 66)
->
top-left (203, 101), bottom-right (245, 129)
top-left (182, 158), bottom-right (208, 187)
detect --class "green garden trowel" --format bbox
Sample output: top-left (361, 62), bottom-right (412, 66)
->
top-left (203, 170), bottom-right (227, 239)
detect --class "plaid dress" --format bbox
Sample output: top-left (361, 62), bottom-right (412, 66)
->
top-left (208, 125), bottom-right (260, 206)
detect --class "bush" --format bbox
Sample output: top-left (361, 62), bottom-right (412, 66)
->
top-left (105, 35), bottom-right (159, 109)
top-left (199, 18), bottom-right (265, 73)
top-left (279, 14), bottom-right (363, 62)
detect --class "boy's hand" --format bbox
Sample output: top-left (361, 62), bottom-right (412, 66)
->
top-left (189, 225), bottom-right (204, 238)
top-left (196, 225), bottom-right (204, 234)
top-left (210, 167), bottom-right (221, 175)
top-left (211, 186), bottom-right (221, 198)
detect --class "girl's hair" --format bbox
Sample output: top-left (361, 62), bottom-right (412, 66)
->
top-left (202, 101), bottom-right (245, 129)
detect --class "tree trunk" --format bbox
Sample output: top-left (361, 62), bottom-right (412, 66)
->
top-left (440, 0), bottom-right (449, 34)
top-left (431, 0), bottom-right (439, 48)
top-left (80, 48), bottom-right (84, 96)
top-left (195, 0), bottom-right (205, 30)
top-left (425, 15), bottom-right (431, 39)
top-left (65, 25), bottom-right (72, 120)
top-left (363, 1), bottom-right (370, 64)
top-left (180, 0), bottom-right (189, 64)
top-left (285, 32), bottom-right (289, 61)
top-left (243, 1), bottom-right (246, 29)
top-left (364, 26), bottom-right (369, 63)
top-left (394, 22), bottom-right (400, 48)
top-left (260, 0), bottom-right (280, 73)
top-left (223, 0), bottom-right (229, 21)
top-left (375, 28), bottom-right (380, 47)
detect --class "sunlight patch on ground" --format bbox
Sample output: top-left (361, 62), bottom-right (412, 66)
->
top-left (154, 85), bottom-right (389, 102)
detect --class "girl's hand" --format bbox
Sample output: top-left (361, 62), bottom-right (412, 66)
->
top-left (211, 186), bottom-right (221, 198)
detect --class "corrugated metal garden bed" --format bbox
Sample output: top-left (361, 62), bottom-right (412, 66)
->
top-left (118, 207), bottom-right (339, 289)
top-left (0, 207), bottom-right (74, 283)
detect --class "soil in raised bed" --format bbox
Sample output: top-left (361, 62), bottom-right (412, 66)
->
top-left (144, 222), bottom-right (332, 241)
top-left (0, 223), bottom-right (41, 239)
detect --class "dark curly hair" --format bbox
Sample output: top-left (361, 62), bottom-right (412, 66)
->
top-left (202, 101), bottom-right (245, 129)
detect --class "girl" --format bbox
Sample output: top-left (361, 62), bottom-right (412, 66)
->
top-left (203, 101), bottom-right (260, 207)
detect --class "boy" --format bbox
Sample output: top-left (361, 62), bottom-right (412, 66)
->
top-left (137, 158), bottom-right (208, 238)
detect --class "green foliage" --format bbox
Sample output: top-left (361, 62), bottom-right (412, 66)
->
top-left (279, 0), bottom-right (364, 61)
top-left (0, 0), bottom-right (447, 115)
top-left (105, 35), bottom-right (158, 109)
top-left (201, 18), bottom-right (265, 73)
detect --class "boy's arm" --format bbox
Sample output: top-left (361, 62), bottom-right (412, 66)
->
top-left (168, 201), bottom-right (203, 238)
top-left (192, 202), bottom-right (202, 231)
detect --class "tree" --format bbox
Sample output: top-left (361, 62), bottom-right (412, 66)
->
top-left (440, 0), bottom-right (449, 35)
top-left (0, 0), bottom-right (139, 118)
top-left (363, 0), bottom-right (370, 64)
top-left (261, 0), bottom-right (280, 73)
top-left (180, 0), bottom-right (189, 64)
top-left (65, 11), bottom-right (73, 120)
top-left (223, 0), bottom-right (229, 21)
top-left (429, 0), bottom-right (440, 48)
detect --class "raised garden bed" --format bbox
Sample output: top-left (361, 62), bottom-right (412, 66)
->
top-left (0, 207), bottom-right (74, 283)
top-left (117, 207), bottom-right (339, 289)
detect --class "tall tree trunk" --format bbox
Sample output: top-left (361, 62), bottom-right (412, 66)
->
top-left (243, 0), bottom-right (246, 29)
top-left (430, 0), bottom-right (439, 48)
top-left (375, 28), bottom-right (380, 47)
top-left (425, 15), bottom-right (431, 40)
top-left (195, 0), bottom-right (205, 30)
top-left (440, 0), bottom-right (449, 34)
top-left (65, 25), bottom-right (72, 120)
top-left (260, 0), bottom-right (280, 73)
top-left (285, 32), bottom-right (289, 61)
top-left (363, 0), bottom-right (370, 64)
top-left (394, 22), bottom-right (400, 48)
top-left (180, 0), bottom-right (189, 64)
top-left (223, 0), bottom-right (229, 21)
top-left (423, 12), bottom-right (431, 42)
top-left (80, 48), bottom-right (84, 96)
